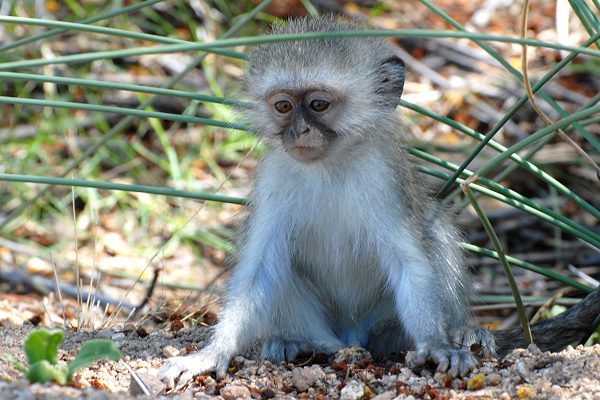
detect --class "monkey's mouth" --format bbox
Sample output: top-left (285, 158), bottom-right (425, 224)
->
top-left (289, 145), bottom-right (328, 162)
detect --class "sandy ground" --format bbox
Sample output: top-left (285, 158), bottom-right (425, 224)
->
top-left (1, 322), bottom-right (599, 399)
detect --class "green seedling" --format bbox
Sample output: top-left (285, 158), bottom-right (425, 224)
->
top-left (5, 328), bottom-right (121, 385)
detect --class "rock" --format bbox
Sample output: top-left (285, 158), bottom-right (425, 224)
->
top-left (97, 330), bottom-right (114, 339)
top-left (202, 376), bottom-right (217, 395)
top-left (129, 371), bottom-right (165, 397)
top-left (340, 381), bottom-right (365, 400)
top-left (371, 390), bottom-right (397, 400)
top-left (515, 361), bottom-right (530, 383)
top-left (291, 365), bottom-right (326, 392)
top-left (162, 345), bottom-right (180, 358)
top-left (527, 343), bottom-right (541, 355)
top-left (220, 384), bottom-right (251, 399)
top-left (111, 332), bottom-right (126, 342)
top-left (333, 347), bottom-right (373, 364)
top-left (485, 373), bottom-right (502, 386)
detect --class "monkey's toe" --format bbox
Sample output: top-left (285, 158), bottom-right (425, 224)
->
top-left (158, 348), bottom-right (229, 391)
top-left (406, 345), bottom-right (476, 377)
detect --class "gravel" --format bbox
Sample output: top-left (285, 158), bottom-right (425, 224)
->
top-left (1, 324), bottom-right (598, 399)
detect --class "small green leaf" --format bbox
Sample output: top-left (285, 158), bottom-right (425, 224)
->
top-left (67, 339), bottom-right (121, 381)
top-left (23, 328), bottom-right (64, 365)
top-left (26, 360), bottom-right (68, 385)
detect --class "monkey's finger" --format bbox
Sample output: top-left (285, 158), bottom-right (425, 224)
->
top-left (447, 351), bottom-right (461, 377)
top-left (216, 361), bottom-right (229, 379)
top-left (435, 355), bottom-right (450, 373)
top-left (447, 350), bottom-right (475, 377)
top-left (459, 352), bottom-right (476, 377)
top-left (159, 362), bottom-right (183, 383)
top-left (405, 350), bottom-right (427, 366)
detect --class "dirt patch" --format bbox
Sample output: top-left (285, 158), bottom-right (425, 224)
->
top-left (1, 323), bottom-right (598, 399)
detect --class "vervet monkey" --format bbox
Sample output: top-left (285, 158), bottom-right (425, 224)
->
top-left (161, 17), bottom-right (600, 387)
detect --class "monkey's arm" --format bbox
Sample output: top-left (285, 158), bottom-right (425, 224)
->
top-left (159, 207), bottom-right (292, 387)
top-left (380, 231), bottom-right (475, 376)
top-left (494, 287), bottom-right (600, 357)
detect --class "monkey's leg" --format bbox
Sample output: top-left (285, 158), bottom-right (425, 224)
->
top-left (380, 236), bottom-right (475, 377)
top-left (159, 217), bottom-right (294, 387)
top-left (261, 280), bottom-right (343, 362)
top-left (366, 319), bottom-right (410, 359)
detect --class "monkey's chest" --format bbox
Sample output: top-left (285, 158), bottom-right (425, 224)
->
top-left (292, 221), bottom-right (391, 325)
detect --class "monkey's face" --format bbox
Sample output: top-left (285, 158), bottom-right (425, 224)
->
top-left (267, 87), bottom-right (343, 163)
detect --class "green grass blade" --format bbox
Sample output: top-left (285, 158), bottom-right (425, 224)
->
top-left (0, 96), bottom-right (246, 130)
top-left (419, 0), bottom-right (599, 196)
top-left (401, 100), bottom-right (598, 219)
top-left (0, 16), bottom-right (199, 45)
top-left (0, 173), bottom-right (247, 205)
top-left (2, 30), bottom-right (600, 72)
top-left (473, 104), bottom-right (600, 220)
top-left (570, 0), bottom-right (600, 37)
top-left (0, 72), bottom-right (242, 106)
top-left (0, 16), bottom-right (247, 61)
top-left (461, 243), bottom-right (594, 293)
top-left (432, 29), bottom-right (600, 197)
top-left (411, 151), bottom-right (600, 248)
top-left (0, 0), bottom-right (271, 231)
top-left (462, 180), bottom-right (533, 345)
top-left (442, 88), bottom-right (600, 206)
top-left (0, 0), bottom-right (163, 52)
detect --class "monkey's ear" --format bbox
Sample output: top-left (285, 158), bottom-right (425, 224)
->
top-left (374, 56), bottom-right (405, 108)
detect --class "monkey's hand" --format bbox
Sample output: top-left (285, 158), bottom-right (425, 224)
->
top-left (159, 346), bottom-right (230, 390)
top-left (405, 342), bottom-right (476, 377)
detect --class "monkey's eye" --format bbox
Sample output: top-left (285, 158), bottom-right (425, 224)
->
top-left (274, 100), bottom-right (293, 114)
top-left (309, 99), bottom-right (330, 112)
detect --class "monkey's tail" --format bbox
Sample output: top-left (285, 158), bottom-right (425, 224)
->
top-left (492, 287), bottom-right (600, 358)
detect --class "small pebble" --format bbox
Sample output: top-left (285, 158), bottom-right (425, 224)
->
top-left (485, 373), bottom-right (502, 386)
top-left (162, 345), bottom-right (180, 358)
top-left (291, 365), bottom-right (326, 392)
top-left (220, 384), bottom-right (251, 400)
top-left (340, 381), bottom-right (365, 400)
top-left (111, 332), bottom-right (125, 341)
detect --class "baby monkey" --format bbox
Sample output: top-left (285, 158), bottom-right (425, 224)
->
top-left (161, 17), bottom-right (600, 387)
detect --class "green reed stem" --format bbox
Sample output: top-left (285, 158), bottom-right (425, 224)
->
top-left (462, 178), bottom-right (533, 345)
top-left (0, 0), bottom-right (164, 52)
top-left (412, 154), bottom-right (600, 248)
top-left (0, 173), bottom-right (246, 205)
top-left (460, 243), bottom-right (593, 293)
top-left (0, 96), bottom-right (245, 130)
top-left (433, 27), bottom-right (600, 197)
top-left (473, 104), bottom-right (600, 221)
top-left (0, 0), bottom-right (273, 231)
top-left (0, 72), bottom-right (243, 106)
top-left (401, 100), bottom-right (600, 222)
top-left (0, 16), bottom-right (246, 60)
top-left (1, 29), bottom-right (599, 72)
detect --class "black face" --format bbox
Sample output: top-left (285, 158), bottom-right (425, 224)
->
top-left (267, 88), bottom-right (342, 162)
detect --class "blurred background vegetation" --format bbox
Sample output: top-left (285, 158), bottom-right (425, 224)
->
top-left (0, 0), bottom-right (598, 337)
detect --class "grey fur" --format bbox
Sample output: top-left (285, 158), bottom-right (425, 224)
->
top-left (159, 17), bottom-right (600, 388)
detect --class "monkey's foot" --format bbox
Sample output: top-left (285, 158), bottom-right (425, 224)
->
top-left (406, 344), bottom-right (476, 377)
top-left (159, 348), bottom-right (229, 391)
top-left (261, 337), bottom-right (316, 363)
top-left (450, 326), bottom-right (496, 357)
top-left (261, 336), bottom-right (341, 363)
